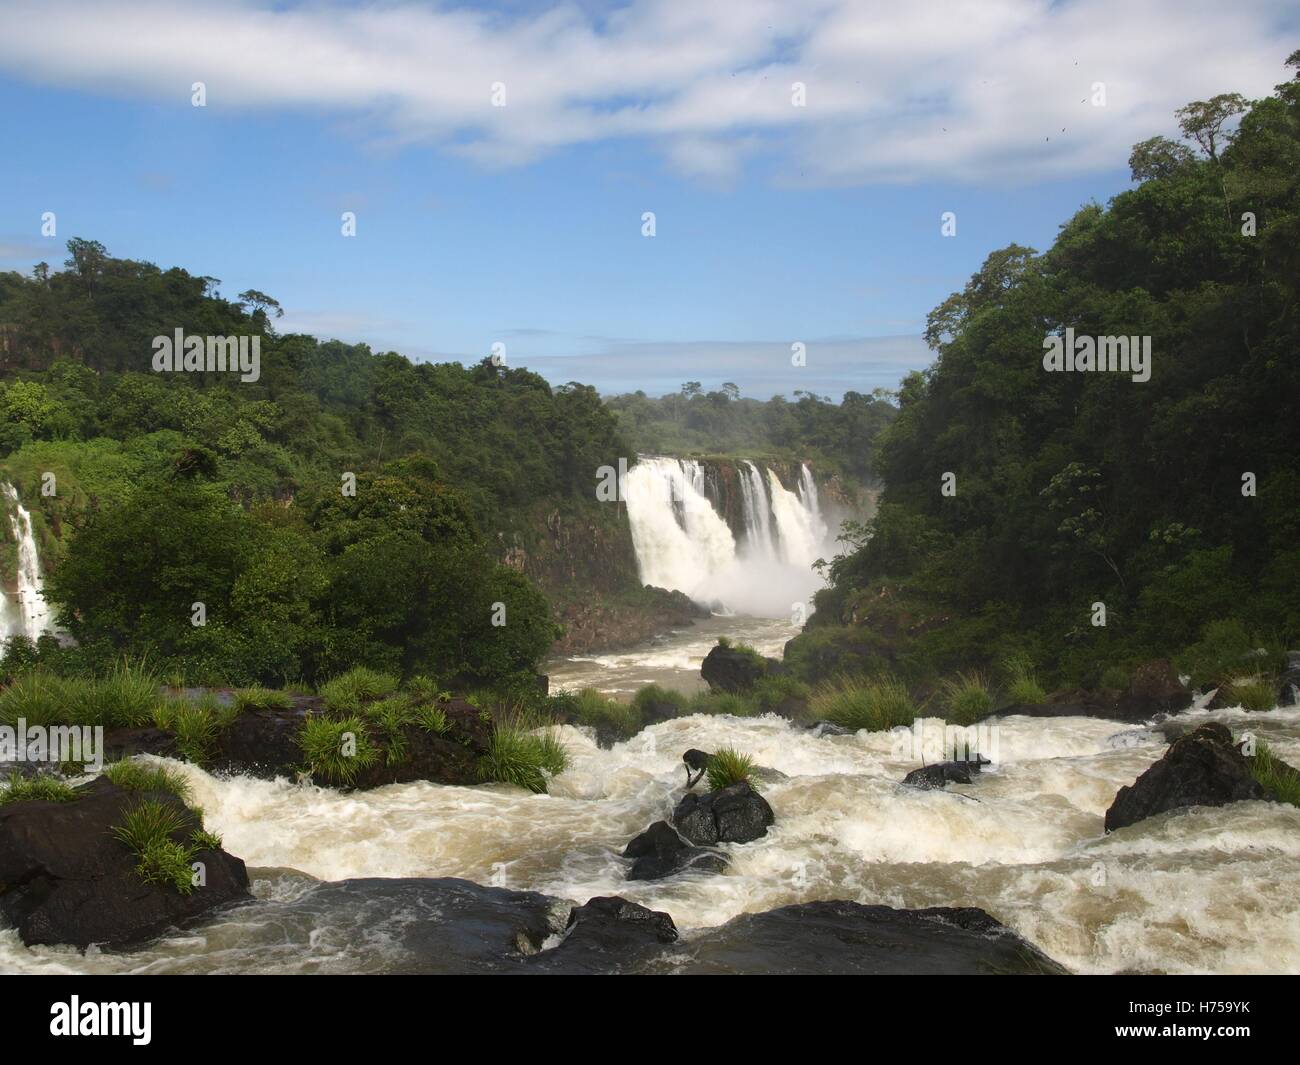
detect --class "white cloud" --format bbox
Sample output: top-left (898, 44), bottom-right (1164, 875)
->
top-left (0, 0), bottom-right (1291, 183)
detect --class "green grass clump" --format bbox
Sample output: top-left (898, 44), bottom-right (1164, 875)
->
top-left (403, 675), bottom-right (443, 703)
top-left (1228, 679), bottom-right (1277, 713)
top-left (705, 747), bottom-right (757, 791)
top-left (476, 724), bottom-right (568, 794)
top-left (574, 687), bottom-right (642, 738)
top-left (940, 672), bottom-right (994, 725)
top-left (154, 694), bottom-right (236, 765)
top-left (233, 687), bottom-right (294, 712)
top-left (318, 667), bottom-right (399, 715)
top-left (298, 715), bottom-right (381, 786)
top-left (1000, 652), bottom-right (1046, 705)
top-left (102, 759), bottom-right (194, 802)
top-left (0, 671), bottom-right (76, 727)
top-left (111, 799), bottom-right (198, 894)
top-left (365, 695), bottom-right (415, 765)
top-left (0, 774), bottom-right (79, 805)
top-left (191, 827), bottom-right (224, 851)
top-left (810, 673), bottom-right (918, 732)
top-left (631, 683), bottom-right (687, 716)
top-left (85, 663), bottom-right (163, 727)
top-left (1249, 741), bottom-right (1300, 807)
top-left (687, 690), bottom-right (758, 717)
top-left (414, 703), bottom-right (452, 734)
top-left (750, 673), bottom-right (809, 715)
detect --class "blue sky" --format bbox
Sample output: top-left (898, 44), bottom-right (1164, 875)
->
top-left (0, 1), bottom-right (1292, 398)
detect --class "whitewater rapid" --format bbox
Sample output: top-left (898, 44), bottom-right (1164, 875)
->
top-left (6, 699), bottom-right (1299, 975)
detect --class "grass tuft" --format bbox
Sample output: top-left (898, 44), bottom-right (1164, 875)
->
top-left (111, 799), bottom-right (197, 895)
top-left (1229, 679), bottom-right (1276, 713)
top-left (706, 747), bottom-right (757, 791)
top-left (102, 758), bottom-right (194, 802)
top-left (318, 667), bottom-right (399, 715)
top-left (1000, 651), bottom-right (1046, 705)
top-left (476, 722), bottom-right (567, 794)
top-left (810, 673), bottom-right (918, 732)
top-left (0, 774), bottom-right (79, 805)
top-left (232, 687), bottom-right (294, 712)
top-left (940, 671), bottom-right (994, 725)
top-left (1249, 740), bottom-right (1300, 807)
top-left (298, 715), bottom-right (380, 786)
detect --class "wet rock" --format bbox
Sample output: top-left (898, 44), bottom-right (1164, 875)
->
top-left (1104, 722), bottom-right (1265, 832)
top-left (701, 642), bottom-right (779, 693)
top-left (0, 776), bottom-right (249, 949)
top-left (564, 896), bottom-right (678, 946)
top-left (902, 756), bottom-right (991, 790)
top-left (622, 820), bottom-right (727, 881)
top-left (1117, 659), bottom-right (1193, 718)
top-left (642, 901), bottom-right (1068, 975)
top-left (672, 780), bottom-right (774, 845)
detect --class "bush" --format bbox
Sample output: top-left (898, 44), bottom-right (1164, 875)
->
top-left (111, 799), bottom-right (198, 894)
top-left (318, 666), bottom-right (400, 714)
top-left (1177, 619), bottom-right (1255, 689)
top-left (810, 673), bottom-right (918, 732)
top-left (706, 747), bottom-right (757, 791)
top-left (940, 671), bottom-right (993, 725)
top-left (298, 715), bottom-right (381, 786)
top-left (476, 723), bottom-right (567, 794)
top-left (102, 759), bottom-right (193, 802)
top-left (1250, 740), bottom-right (1300, 808)
top-left (0, 774), bottom-right (79, 805)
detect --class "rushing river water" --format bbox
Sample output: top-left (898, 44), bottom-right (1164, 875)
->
top-left (4, 617), bottom-right (1299, 974)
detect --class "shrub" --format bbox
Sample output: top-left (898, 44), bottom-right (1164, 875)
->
top-left (298, 715), bottom-right (380, 786)
top-left (1177, 619), bottom-right (1255, 689)
top-left (232, 687), bottom-right (294, 712)
top-left (706, 747), bottom-right (757, 791)
top-left (476, 724), bottom-right (567, 794)
top-left (0, 774), bottom-right (79, 805)
top-left (1098, 665), bottom-right (1130, 691)
top-left (102, 759), bottom-right (193, 802)
top-left (1250, 740), bottom-right (1300, 808)
top-left (318, 667), bottom-right (399, 715)
top-left (940, 672), bottom-right (994, 725)
top-left (111, 799), bottom-right (197, 894)
top-left (810, 673), bottom-right (918, 732)
top-left (1229, 679), bottom-right (1277, 713)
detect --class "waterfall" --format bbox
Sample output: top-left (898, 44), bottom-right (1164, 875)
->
top-left (0, 482), bottom-right (55, 646)
top-left (624, 457), bottom-right (833, 618)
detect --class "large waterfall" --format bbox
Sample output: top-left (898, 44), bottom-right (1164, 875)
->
top-left (624, 457), bottom-right (832, 618)
top-left (0, 482), bottom-right (55, 646)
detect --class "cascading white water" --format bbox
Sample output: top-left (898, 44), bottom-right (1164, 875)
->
top-left (0, 482), bottom-right (54, 646)
top-left (624, 457), bottom-right (834, 617)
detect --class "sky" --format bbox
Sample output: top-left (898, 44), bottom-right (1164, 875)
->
top-left (0, 0), bottom-right (1293, 399)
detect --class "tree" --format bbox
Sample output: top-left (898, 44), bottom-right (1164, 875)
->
top-left (1175, 93), bottom-right (1248, 161)
top-left (1128, 136), bottom-right (1195, 181)
top-left (237, 288), bottom-right (284, 319)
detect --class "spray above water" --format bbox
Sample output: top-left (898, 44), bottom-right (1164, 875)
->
top-left (624, 457), bottom-right (835, 617)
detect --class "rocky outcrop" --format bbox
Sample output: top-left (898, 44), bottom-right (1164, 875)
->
top-left (673, 781), bottom-right (774, 845)
top-left (622, 820), bottom-right (727, 881)
top-left (564, 896), bottom-right (678, 947)
top-left (701, 643), bottom-right (780, 693)
top-left (1104, 723), bottom-right (1265, 832)
top-left (0, 776), bottom-right (249, 948)
top-left (985, 663), bottom-right (1192, 724)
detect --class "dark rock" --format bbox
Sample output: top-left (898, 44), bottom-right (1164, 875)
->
top-left (622, 820), bottom-right (727, 881)
top-left (903, 756), bottom-right (990, 790)
top-left (564, 896), bottom-right (678, 946)
top-left (1116, 659), bottom-right (1192, 718)
top-left (1104, 722), bottom-right (1265, 832)
top-left (0, 776), bottom-right (249, 949)
top-left (701, 643), bottom-right (777, 693)
top-left (672, 780), bottom-right (774, 845)
top-left (641, 900), bottom-right (1068, 975)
